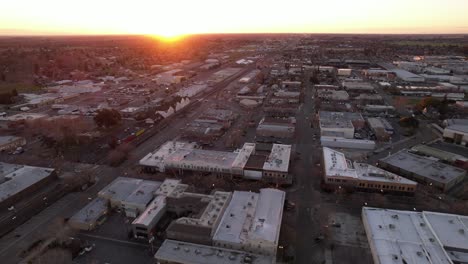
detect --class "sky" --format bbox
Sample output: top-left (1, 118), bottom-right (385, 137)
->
top-left (1, 0), bottom-right (468, 37)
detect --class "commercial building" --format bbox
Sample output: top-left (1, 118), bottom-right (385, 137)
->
top-left (68, 197), bottom-right (109, 231)
top-left (132, 195), bottom-right (166, 239)
top-left (256, 117), bottom-right (295, 139)
top-left (442, 119), bottom-right (468, 146)
top-left (392, 69), bottom-right (425, 83)
top-left (165, 191), bottom-right (232, 245)
top-left (367, 118), bottom-right (393, 141)
top-left (379, 150), bottom-right (466, 192)
top-left (154, 239), bottom-right (275, 264)
top-left (97, 177), bottom-right (161, 216)
top-left (139, 141), bottom-right (199, 173)
top-left (411, 144), bottom-right (468, 167)
top-left (317, 89), bottom-right (350, 101)
top-left (342, 81), bottom-right (375, 92)
top-left (140, 142), bottom-right (292, 184)
top-left (363, 105), bottom-right (397, 116)
top-left (322, 148), bottom-right (416, 194)
top-left (213, 188), bottom-right (285, 257)
top-left (0, 136), bottom-right (26, 152)
top-left (362, 207), bottom-right (468, 264)
top-left (320, 136), bottom-right (376, 150)
top-left (318, 111), bottom-right (365, 139)
top-left (0, 163), bottom-right (56, 207)
top-left (262, 144), bottom-right (292, 184)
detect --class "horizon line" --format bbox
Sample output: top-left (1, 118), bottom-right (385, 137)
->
top-left (0, 32), bottom-right (467, 38)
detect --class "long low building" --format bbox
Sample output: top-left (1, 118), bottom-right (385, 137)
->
top-left (320, 136), bottom-right (376, 150)
top-left (140, 141), bottom-right (292, 184)
top-left (256, 117), bottom-right (295, 139)
top-left (323, 148), bottom-right (417, 194)
top-left (362, 207), bottom-right (468, 264)
top-left (154, 239), bottom-right (275, 264)
top-left (378, 150), bottom-right (466, 192)
top-left (0, 163), bottom-right (56, 207)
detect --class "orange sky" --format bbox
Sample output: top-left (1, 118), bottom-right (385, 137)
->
top-left (1, 0), bottom-right (468, 36)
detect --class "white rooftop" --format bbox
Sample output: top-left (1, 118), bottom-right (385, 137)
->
top-left (154, 179), bottom-right (183, 196)
top-left (323, 148), bottom-right (417, 185)
top-left (175, 191), bottom-right (231, 228)
top-left (232, 143), bottom-right (256, 169)
top-left (132, 195), bottom-right (166, 227)
top-left (139, 141), bottom-right (198, 167)
top-left (213, 188), bottom-right (285, 248)
top-left (154, 239), bottom-right (275, 264)
top-left (262, 144), bottom-right (291, 172)
top-left (122, 181), bottom-right (161, 207)
top-left (363, 207), bottom-right (468, 264)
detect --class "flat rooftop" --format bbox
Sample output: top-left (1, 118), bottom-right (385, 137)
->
top-left (0, 163), bottom-right (55, 203)
top-left (363, 207), bottom-right (468, 264)
top-left (175, 191), bottom-right (231, 228)
top-left (69, 197), bottom-right (108, 226)
top-left (319, 111), bottom-right (363, 129)
top-left (213, 189), bottom-right (285, 247)
top-left (379, 150), bottom-right (466, 184)
top-left (232, 143), bottom-right (256, 169)
top-left (166, 149), bottom-right (239, 170)
top-left (154, 239), bottom-right (275, 264)
top-left (139, 141), bottom-right (198, 167)
top-left (262, 144), bottom-right (291, 172)
top-left (323, 148), bottom-right (416, 185)
top-left (122, 181), bottom-right (161, 207)
top-left (342, 81), bottom-right (375, 90)
top-left (132, 195), bottom-right (166, 227)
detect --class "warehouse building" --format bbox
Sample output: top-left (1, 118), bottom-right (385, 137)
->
top-left (318, 111), bottom-right (365, 139)
top-left (0, 163), bottom-right (56, 208)
top-left (0, 136), bottom-right (26, 152)
top-left (322, 148), bottom-right (416, 194)
top-left (362, 207), bottom-right (468, 264)
top-left (379, 150), bottom-right (465, 192)
top-left (213, 188), bottom-right (285, 257)
top-left (154, 239), bottom-right (275, 264)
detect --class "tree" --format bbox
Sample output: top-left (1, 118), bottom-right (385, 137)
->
top-left (94, 108), bottom-right (122, 128)
top-left (399, 116), bottom-right (419, 129)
